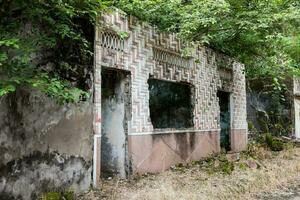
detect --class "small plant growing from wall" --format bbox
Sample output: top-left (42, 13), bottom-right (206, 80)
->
top-left (40, 191), bottom-right (74, 200)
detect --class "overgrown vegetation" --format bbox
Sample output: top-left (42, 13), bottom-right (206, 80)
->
top-left (169, 134), bottom-right (294, 176)
top-left (40, 191), bottom-right (74, 200)
top-left (83, 138), bottom-right (300, 200)
top-left (117, 0), bottom-right (300, 78)
top-left (0, 0), bottom-right (112, 102)
top-left (1, 0), bottom-right (299, 103)
top-left (247, 76), bottom-right (294, 136)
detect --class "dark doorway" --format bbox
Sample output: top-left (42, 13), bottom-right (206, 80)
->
top-left (217, 91), bottom-right (231, 151)
top-left (148, 79), bottom-right (194, 129)
top-left (101, 68), bottom-right (131, 178)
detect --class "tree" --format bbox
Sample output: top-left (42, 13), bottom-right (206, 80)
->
top-left (116, 0), bottom-right (300, 78)
top-left (0, 0), bottom-right (112, 102)
top-left (1, 0), bottom-right (299, 102)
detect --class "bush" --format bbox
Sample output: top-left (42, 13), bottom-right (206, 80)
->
top-left (40, 191), bottom-right (74, 200)
top-left (265, 133), bottom-right (284, 151)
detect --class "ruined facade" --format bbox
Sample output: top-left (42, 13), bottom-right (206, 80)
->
top-left (93, 11), bottom-right (247, 186)
top-left (0, 10), bottom-right (247, 199)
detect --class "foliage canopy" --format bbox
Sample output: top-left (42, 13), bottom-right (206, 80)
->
top-left (0, 0), bottom-right (299, 102)
top-left (116, 0), bottom-right (300, 78)
top-left (0, 0), bottom-right (112, 102)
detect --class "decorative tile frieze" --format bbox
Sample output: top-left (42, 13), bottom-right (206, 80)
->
top-left (97, 32), bottom-right (125, 52)
top-left (152, 47), bottom-right (193, 68)
top-left (94, 10), bottom-right (247, 134)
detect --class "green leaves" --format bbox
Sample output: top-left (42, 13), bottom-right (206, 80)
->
top-left (0, 39), bottom-right (20, 48)
top-left (28, 74), bottom-right (90, 103)
top-left (1, 0), bottom-right (299, 103)
top-left (0, 84), bottom-right (16, 96)
top-left (0, 0), bottom-right (113, 102)
top-left (116, 0), bottom-right (300, 80)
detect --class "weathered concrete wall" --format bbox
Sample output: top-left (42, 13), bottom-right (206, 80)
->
top-left (293, 77), bottom-right (300, 138)
top-left (128, 131), bottom-right (220, 173)
top-left (101, 69), bottom-right (130, 178)
top-left (0, 88), bottom-right (93, 200)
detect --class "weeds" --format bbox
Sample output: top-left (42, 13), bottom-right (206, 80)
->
top-left (78, 135), bottom-right (299, 200)
top-left (265, 133), bottom-right (285, 151)
top-left (85, 145), bottom-right (300, 200)
top-left (40, 191), bottom-right (74, 200)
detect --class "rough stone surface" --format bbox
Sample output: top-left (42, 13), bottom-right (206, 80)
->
top-left (245, 160), bottom-right (258, 169)
top-left (0, 88), bottom-right (93, 200)
top-left (226, 153), bottom-right (240, 162)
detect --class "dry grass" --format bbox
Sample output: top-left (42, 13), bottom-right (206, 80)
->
top-left (80, 146), bottom-right (300, 200)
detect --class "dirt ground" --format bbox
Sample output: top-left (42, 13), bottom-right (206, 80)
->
top-left (256, 177), bottom-right (300, 200)
top-left (79, 145), bottom-right (300, 200)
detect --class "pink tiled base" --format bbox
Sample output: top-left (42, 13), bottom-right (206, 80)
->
top-left (128, 131), bottom-right (220, 174)
top-left (230, 129), bottom-right (248, 152)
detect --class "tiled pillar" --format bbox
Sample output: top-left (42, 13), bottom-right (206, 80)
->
top-left (93, 32), bottom-right (102, 188)
top-left (231, 62), bottom-right (248, 151)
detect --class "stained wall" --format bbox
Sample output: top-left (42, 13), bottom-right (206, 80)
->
top-left (0, 88), bottom-right (93, 200)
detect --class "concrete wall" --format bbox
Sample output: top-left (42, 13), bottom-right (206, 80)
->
top-left (93, 10), bottom-right (248, 182)
top-left (293, 77), bottom-right (300, 138)
top-left (0, 88), bottom-right (93, 200)
top-left (128, 131), bottom-right (220, 173)
top-left (101, 69), bottom-right (130, 178)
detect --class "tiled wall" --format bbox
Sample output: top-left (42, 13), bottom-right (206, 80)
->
top-left (94, 10), bottom-right (247, 136)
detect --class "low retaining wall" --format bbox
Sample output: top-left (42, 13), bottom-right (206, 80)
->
top-left (129, 131), bottom-right (220, 173)
top-left (128, 130), bottom-right (247, 174)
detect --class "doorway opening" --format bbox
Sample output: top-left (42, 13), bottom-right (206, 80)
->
top-left (217, 91), bottom-right (231, 151)
top-left (101, 68), bottom-right (131, 178)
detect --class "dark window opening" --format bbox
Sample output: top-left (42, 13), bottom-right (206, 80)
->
top-left (148, 79), bottom-right (194, 129)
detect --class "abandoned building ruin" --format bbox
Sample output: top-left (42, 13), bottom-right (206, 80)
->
top-left (93, 11), bottom-right (248, 186)
top-left (0, 10), bottom-right (247, 199)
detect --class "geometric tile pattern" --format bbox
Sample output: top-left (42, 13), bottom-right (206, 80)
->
top-left (94, 10), bottom-right (247, 136)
